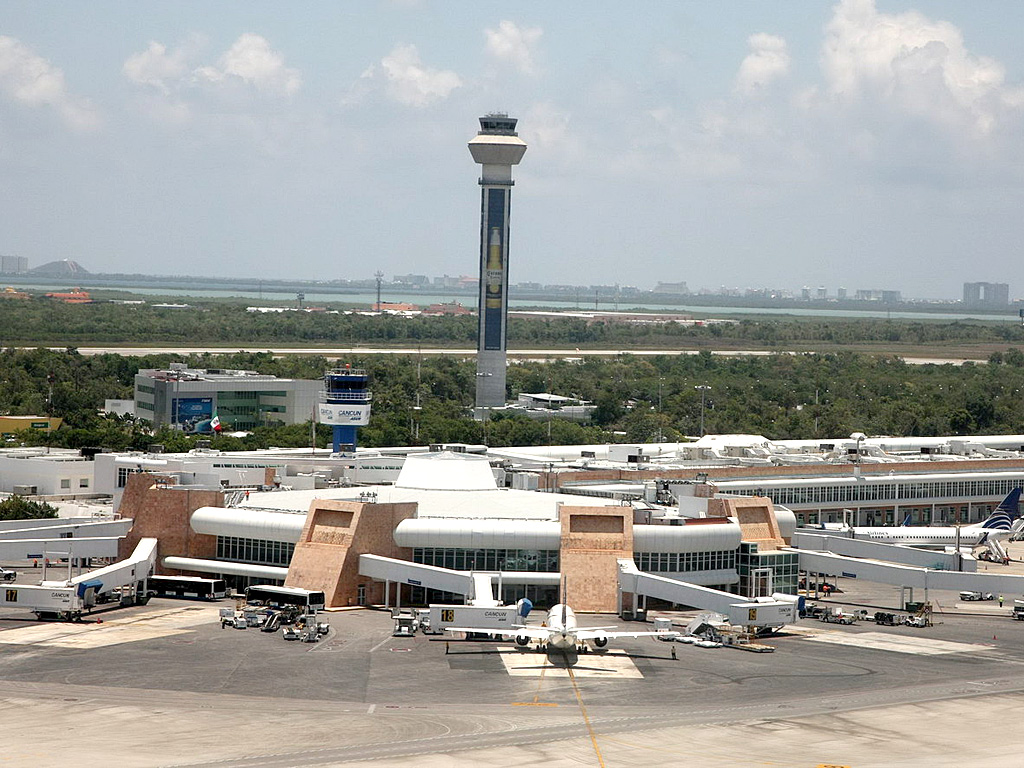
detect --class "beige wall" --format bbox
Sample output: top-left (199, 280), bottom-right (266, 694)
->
top-left (117, 473), bottom-right (220, 572)
top-left (285, 499), bottom-right (416, 607)
top-left (559, 505), bottom-right (633, 613)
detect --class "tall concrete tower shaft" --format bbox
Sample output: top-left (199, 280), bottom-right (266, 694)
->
top-left (469, 113), bottom-right (527, 411)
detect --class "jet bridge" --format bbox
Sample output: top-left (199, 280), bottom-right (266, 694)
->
top-left (793, 531), bottom-right (974, 571)
top-left (796, 549), bottom-right (1024, 599)
top-left (0, 518), bottom-right (132, 540)
top-left (0, 538), bottom-right (158, 620)
top-left (616, 559), bottom-right (797, 629)
top-left (0, 536), bottom-right (122, 561)
top-left (358, 554), bottom-right (561, 608)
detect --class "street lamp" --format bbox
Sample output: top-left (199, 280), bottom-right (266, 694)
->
top-left (695, 385), bottom-right (711, 436)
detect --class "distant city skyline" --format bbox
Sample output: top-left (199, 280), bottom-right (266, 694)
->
top-left (1, 2), bottom-right (1024, 296)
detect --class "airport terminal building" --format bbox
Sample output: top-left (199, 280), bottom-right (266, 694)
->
top-left (117, 450), bottom-right (798, 611)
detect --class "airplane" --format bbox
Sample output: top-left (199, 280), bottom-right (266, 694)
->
top-left (813, 488), bottom-right (1023, 550)
top-left (446, 584), bottom-right (672, 652)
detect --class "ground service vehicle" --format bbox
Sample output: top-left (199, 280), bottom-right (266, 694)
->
top-left (959, 591), bottom-right (995, 601)
top-left (147, 576), bottom-right (226, 600)
top-left (245, 585), bottom-right (326, 612)
top-left (0, 567), bottom-right (16, 582)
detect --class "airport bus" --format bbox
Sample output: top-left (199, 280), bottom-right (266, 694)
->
top-left (147, 575), bottom-right (227, 601)
top-left (244, 584), bottom-right (326, 611)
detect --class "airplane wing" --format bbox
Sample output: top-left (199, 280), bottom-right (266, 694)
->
top-left (445, 626), bottom-right (551, 639)
top-left (576, 629), bottom-right (674, 641)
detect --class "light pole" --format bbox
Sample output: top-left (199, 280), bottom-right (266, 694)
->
top-left (695, 385), bottom-right (710, 436)
top-left (657, 377), bottom-right (664, 443)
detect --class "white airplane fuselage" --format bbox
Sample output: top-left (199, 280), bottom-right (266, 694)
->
top-left (545, 604), bottom-right (578, 651)
top-left (850, 526), bottom-right (997, 546)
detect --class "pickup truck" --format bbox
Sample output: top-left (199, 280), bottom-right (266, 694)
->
top-left (959, 591), bottom-right (995, 601)
top-left (0, 567), bottom-right (16, 582)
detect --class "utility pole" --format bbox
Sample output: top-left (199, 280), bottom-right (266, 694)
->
top-left (695, 385), bottom-right (710, 436)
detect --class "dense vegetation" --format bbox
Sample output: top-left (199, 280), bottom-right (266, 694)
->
top-left (3, 298), bottom-right (1024, 352)
top-left (0, 496), bottom-right (58, 521)
top-left (4, 346), bottom-right (1024, 451)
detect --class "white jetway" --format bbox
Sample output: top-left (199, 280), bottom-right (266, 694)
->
top-left (616, 559), bottom-right (797, 629)
top-left (0, 518), bottom-right (132, 541)
top-left (796, 549), bottom-right (1024, 599)
top-left (0, 538), bottom-right (158, 620)
top-left (793, 532), bottom-right (974, 571)
top-left (358, 554), bottom-right (562, 608)
top-left (0, 537), bottom-right (121, 561)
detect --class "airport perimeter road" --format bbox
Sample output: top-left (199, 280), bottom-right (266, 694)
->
top-left (44, 346), bottom-right (983, 364)
top-left (4, 600), bottom-right (1024, 767)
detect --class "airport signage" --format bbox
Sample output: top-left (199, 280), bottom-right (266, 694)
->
top-left (317, 403), bottom-right (371, 426)
top-left (407, 579), bottom-right (421, 586)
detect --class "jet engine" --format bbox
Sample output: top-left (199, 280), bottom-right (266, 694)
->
top-left (515, 635), bottom-right (531, 647)
top-left (592, 632), bottom-right (608, 648)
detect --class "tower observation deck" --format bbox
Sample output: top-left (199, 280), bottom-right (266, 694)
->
top-left (318, 367), bottom-right (372, 453)
top-left (469, 113), bottom-right (527, 413)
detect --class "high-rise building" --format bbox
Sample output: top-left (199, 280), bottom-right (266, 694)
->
top-left (469, 114), bottom-right (527, 412)
top-left (0, 255), bottom-right (28, 274)
top-left (964, 282), bottom-right (1009, 307)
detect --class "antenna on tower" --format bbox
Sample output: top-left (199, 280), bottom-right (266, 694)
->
top-left (374, 271), bottom-right (384, 312)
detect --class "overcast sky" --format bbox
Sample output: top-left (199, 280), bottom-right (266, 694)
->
top-left (1, 1), bottom-right (1023, 299)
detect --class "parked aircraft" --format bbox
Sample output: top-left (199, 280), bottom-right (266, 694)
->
top-left (818, 488), bottom-right (1022, 550)
top-left (447, 600), bottom-right (670, 651)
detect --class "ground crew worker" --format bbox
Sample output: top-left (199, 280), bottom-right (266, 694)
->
top-left (999, 594), bottom-right (1005, 607)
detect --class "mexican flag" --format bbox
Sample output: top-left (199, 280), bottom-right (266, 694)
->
top-left (210, 414), bottom-right (222, 432)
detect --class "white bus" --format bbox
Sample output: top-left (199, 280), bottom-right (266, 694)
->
top-left (147, 575), bottom-right (227, 601)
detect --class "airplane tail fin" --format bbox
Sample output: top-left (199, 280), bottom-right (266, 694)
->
top-left (980, 488), bottom-right (1022, 530)
top-left (561, 575), bottom-right (567, 628)
top-left (902, 512), bottom-right (912, 527)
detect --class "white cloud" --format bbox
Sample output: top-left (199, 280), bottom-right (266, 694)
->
top-left (735, 33), bottom-right (790, 93)
top-left (194, 34), bottom-right (301, 95)
top-left (379, 44), bottom-right (461, 107)
top-left (123, 41), bottom-right (189, 94)
top-left (0, 36), bottom-right (99, 130)
top-left (822, 0), bottom-right (1009, 134)
top-left (484, 20), bottom-right (543, 75)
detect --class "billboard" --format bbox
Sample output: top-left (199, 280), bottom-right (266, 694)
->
top-left (317, 403), bottom-right (371, 426)
top-left (173, 397), bottom-right (213, 433)
top-left (482, 187), bottom-right (506, 351)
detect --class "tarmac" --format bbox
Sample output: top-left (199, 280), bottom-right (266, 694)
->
top-left (3, 550), bottom-right (1024, 767)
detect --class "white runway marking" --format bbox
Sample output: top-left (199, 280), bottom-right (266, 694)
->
top-left (801, 630), bottom-right (991, 656)
top-left (498, 647), bottom-right (644, 678)
top-left (0, 606), bottom-right (218, 649)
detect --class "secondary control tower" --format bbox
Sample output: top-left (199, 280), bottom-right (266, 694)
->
top-left (469, 113), bottom-right (527, 413)
top-left (318, 366), bottom-right (372, 453)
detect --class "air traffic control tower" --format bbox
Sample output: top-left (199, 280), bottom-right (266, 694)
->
top-left (469, 113), bottom-right (527, 414)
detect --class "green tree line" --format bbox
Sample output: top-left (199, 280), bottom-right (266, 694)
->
top-left (5, 347), bottom-right (1024, 451)
top-left (4, 298), bottom-right (1024, 350)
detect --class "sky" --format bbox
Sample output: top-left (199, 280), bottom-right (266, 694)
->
top-left (1, 1), bottom-right (1023, 299)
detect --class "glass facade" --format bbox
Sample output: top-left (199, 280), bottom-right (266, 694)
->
top-left (412, 547), bottom-right (559, 573)
top-left (215, 391), bottom-right (290, 430)
top-left (736, 542), bottom-right (799, 597)
top-left (728, 477), bottom-right (1024, 507)
top-left (633, 550), bottom-right (735, 573)
top-left (216, 536), bottom-right (294, 566)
